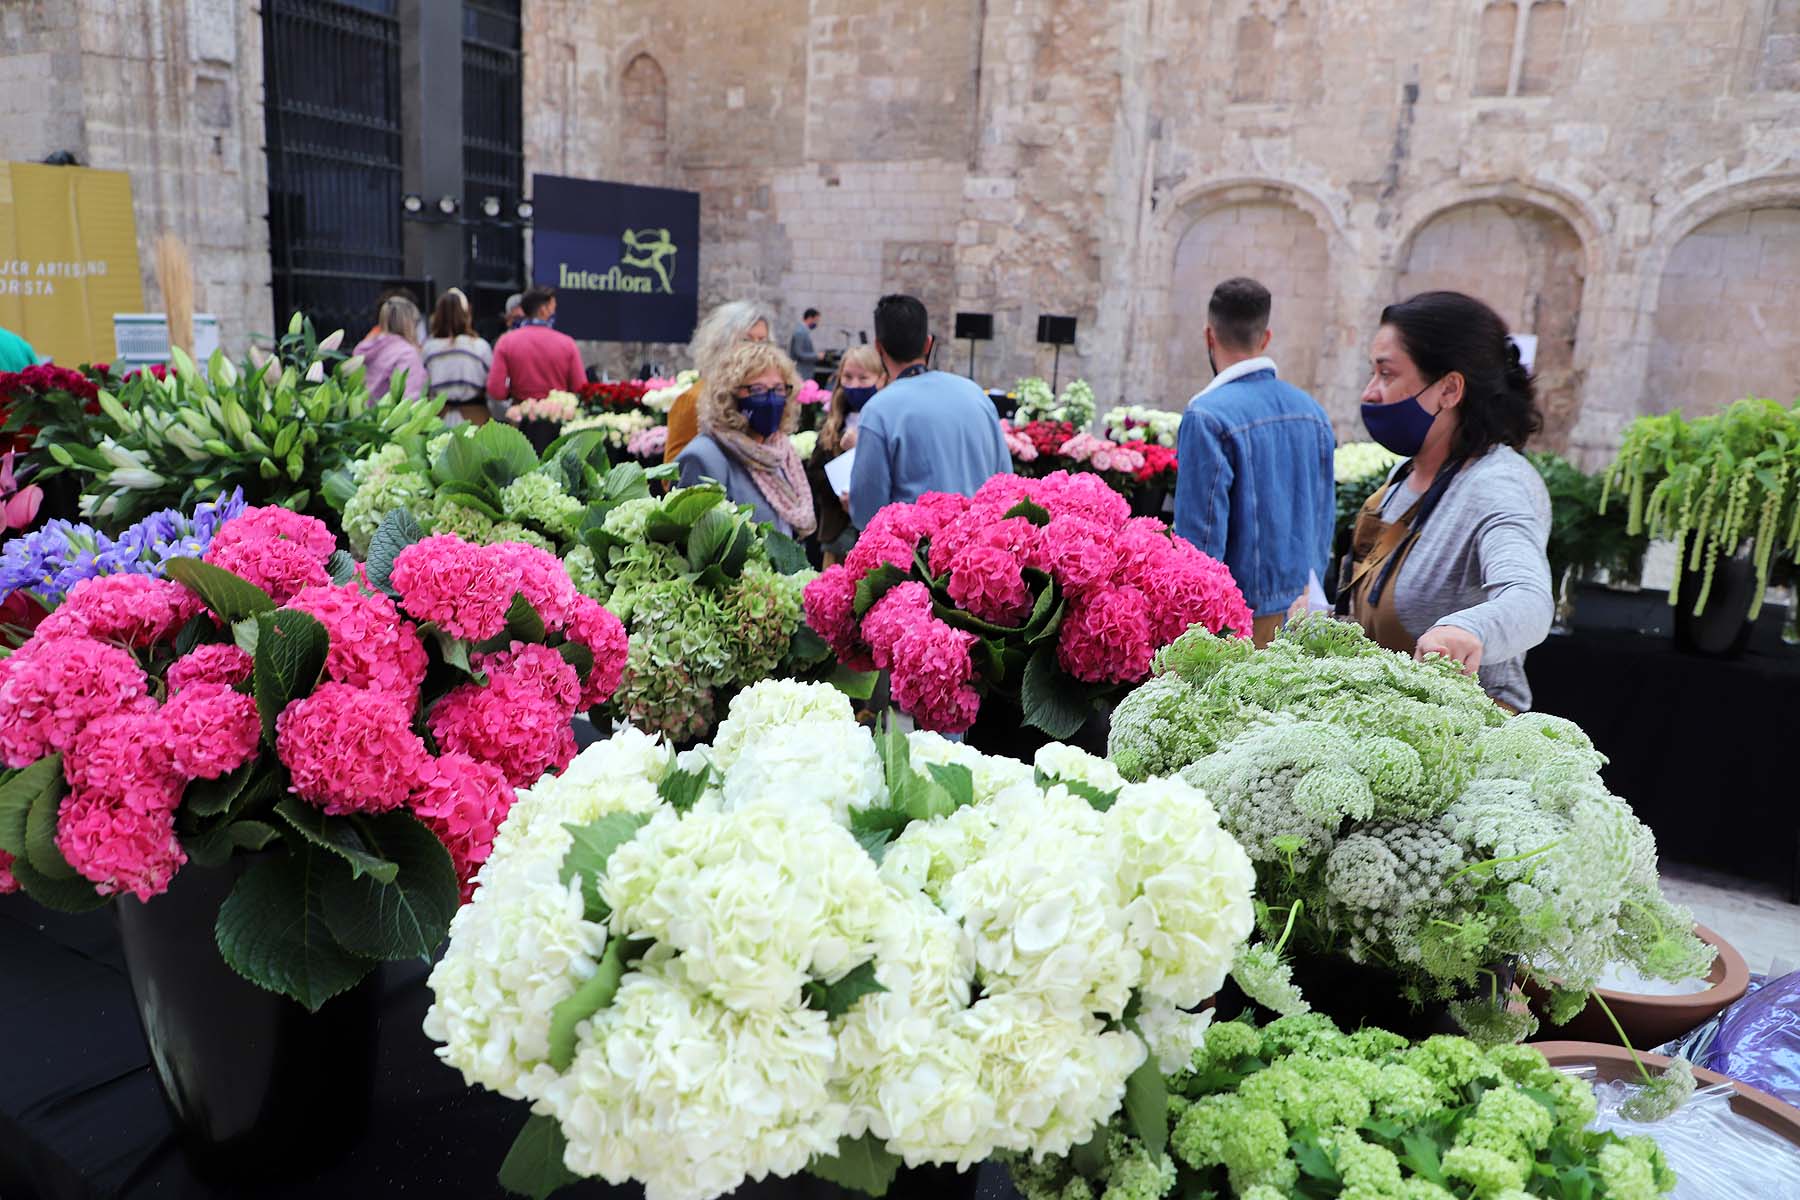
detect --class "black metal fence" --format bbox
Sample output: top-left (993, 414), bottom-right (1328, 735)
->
top-left (462, 0), bottom-right (525, 300)
top-left (263, 0), bottom-right (407, 340)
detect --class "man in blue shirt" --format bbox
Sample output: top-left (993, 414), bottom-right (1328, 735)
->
top-left (1175, 277), bottom-right (1336, 646)
top-left (849, 294), bottom-right (1011, 529)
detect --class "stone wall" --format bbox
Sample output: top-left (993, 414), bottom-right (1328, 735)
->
top-left (0, 0), bottom-right (271, 354)
top-left (523, 0), bottom-right (1800, 462)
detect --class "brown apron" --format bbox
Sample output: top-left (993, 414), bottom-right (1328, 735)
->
top-left (1343, 480), bottom-right (1422, 654)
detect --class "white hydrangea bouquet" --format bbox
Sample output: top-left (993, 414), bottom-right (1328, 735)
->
top-left (424, 680), bottom-right (1255, 1200)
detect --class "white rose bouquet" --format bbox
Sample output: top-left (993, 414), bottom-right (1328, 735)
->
top-left (425, 680), bottom-right (1256, 1200)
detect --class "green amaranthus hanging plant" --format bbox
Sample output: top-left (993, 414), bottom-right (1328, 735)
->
top-left (1601, 397), bottom-right (1800, 617)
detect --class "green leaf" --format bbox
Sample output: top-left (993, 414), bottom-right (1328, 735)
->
top-left (1019, 568), bottom-right (1064, 643)
top-left (326, 549), bottom-right (359, 585)
top-left (802, 959), bottom-right (887, 1017)
top-left (228, 820), bottom-right (282, 851)
top-left (545, 937), bottom-right (629, 1071)
top-left (657, 763), bottom-right (714, 813)
top-left (1021, 644), bottom-right (1089, 739)
top-left (852, 563), bottom-right (910, 617)
top-left (764, 528), bottom-right (811, 575)
top-left (365, 508), bottom-right (424, 593)
top-left (1292, 1131), bottom-right (1342, 1186)
top-left (233, 615), bottom-right (260, 655)
top-left (164, 557), bottom-right (277, 624)
top-left (434, 631), bottom-right (486, 683)
top-left (0, 754), bottom-right (63, 858)
top-left (719, 522), bottom-right (755, 578)
top-left (662, 483), bottom-right (725, 527)
top-left (924, 762), bottom-right (975, 810)
top-left (253, 608), bottom-right (329, 744)
top-left (24, 768), bottom-right (74, 879)
top-left (599, 460), bottom-right (652, 501)
top-left (1003, 497), bottom-right (1052, 526)
top-left (807, 1133), bottom-right (902, 1197)
top-left (1123, 1054), bottom-right (1169, 1157)
top-left (473, 420), bottom-right (541, 483)
top-left (556, 640), bottom-right (595, 682)
top-left (435, 481), bottom-right (505, 521)
top-left (686, 506), bottom-right (738, 571)
top-left (478, 592), bottom-right (548, 651)
top-left (560, 812), bottom-right (653, 921)
top-left (827, 665), bottom-right (880, 700)
top-left (185, 759), bottom-right (258, 818)
top-left (274, 797), bottom-right (400, 884)
top-left (855, 827), bottom-right (893, 862)
top-left (214, 847), bottom-right (378, 1011)
top-left (1398, 1131), bottom-right (1447, 1186)
top-left (317, 811), bottom-right (460, 960)
top-left (8, 849), bottom-right (106, 912)
top-left (497, 1113), bottom-right (583, 1200)
top-left (1044, 773), bottom-right (1119, 813)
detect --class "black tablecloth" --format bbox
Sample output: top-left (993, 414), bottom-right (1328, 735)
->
top-left (1528, 629), bottom-right (1800, 901)
top-left (0, 896), bottom-right (1020, 1199)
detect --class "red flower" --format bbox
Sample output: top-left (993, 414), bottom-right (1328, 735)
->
top-left (578, 381), bottom-right (652, 412)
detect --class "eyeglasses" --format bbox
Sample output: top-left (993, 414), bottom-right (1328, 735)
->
top-left (735, 384), bottom-right (790, 400)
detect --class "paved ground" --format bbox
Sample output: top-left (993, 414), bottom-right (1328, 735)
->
top-left (1659, 861), bottom-right (1800, 976)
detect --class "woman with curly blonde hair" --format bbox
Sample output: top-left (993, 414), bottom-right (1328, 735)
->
top-left (674, 340), bottom-right (816, 537)
top-left (806, 344), bottom-right (885, 557)
top-left (662, 299), bottom-right (774, 463)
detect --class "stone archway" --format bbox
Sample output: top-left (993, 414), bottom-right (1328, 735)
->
top-left (1395, 200), bottom-right (1587, 449)
top-left (1164, 198), bottom-right (1333, 411)
top-left (1645, 206), bottom-right (1800, 416)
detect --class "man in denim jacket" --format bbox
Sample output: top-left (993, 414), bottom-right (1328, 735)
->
top-left (1174, 277), bottom-right (1336, 646)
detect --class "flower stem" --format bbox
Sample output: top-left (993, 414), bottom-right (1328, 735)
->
top-left (1590, 990), bottom-right (1654, 1086)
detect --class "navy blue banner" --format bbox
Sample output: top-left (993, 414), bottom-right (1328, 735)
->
top-left (531, 174), bottom-right (700, 343)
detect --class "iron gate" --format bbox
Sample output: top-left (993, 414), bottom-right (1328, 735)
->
top-left (461, 0), bottom-right (525, 307)
top-left (263, 0), bottom-right (406, 340)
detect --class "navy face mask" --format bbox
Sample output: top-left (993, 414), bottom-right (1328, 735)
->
top-left (842, 385), bottom-right (878, 412)
top-left (1360, 382), bottom-right (1441, 458)
top-left (737, 388), bottom-right (787, 436)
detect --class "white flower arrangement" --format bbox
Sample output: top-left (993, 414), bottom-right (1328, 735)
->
top-left (506, 389), bottom-right (582, 424)
top-left (1102, 404), bottom-right (1181, 448)
top-left (1334, 439), bottom-right (1403, 484)
top-left (425, 680), bottom-right (1256, 1200)
top-left (559, 408), bottom-right (658, 447)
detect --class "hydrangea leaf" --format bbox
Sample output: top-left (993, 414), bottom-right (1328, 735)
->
top-left (807, 1133), bottom-right (902, 1197)
top-left (365, 508), bottom-right (424, 593)
top-left (184, 758), bottom-right (259, 818)
top-left (660, 482), bottom-right (725, 528)
top-left (764, 527), bottom-right (811, 575)
top-left (274, 797), bottom-right (400, 884)
top-left (686, 506), bottom-right (738, 572)
top-left (316, 811), bottom-right (459, 960)
top-left (214, 846), bottom-right (376, 1012)
top-left (1122, 1053), bottom-right (1170, 1157)
top-left (325, 549), bottom-right (358, 586)
top-left (253, 608), bottom-right (328, 744)
top-left (228, 819), bottom-right (281, 852)
top-left (852, 563), bottom-right (909, 617)
top-left (0, 754), bottom-right (62, 859)
top-left (826, 664), bottom-right (880, 700)
top-left (656, 762), bottom-right (713, 813)
top-left (560, 812), bottom-right (653, 922)
top-left (6, 844), bottom-right (107, 912)
top-left (803, 959), bottom-right (887, 1018)
top-left (545, 937), bottom-right (630, 1073)
top-left (1002, 497), bottom-right (1052, 527)
top-left (23, 763), bottom-right (74, 880)
top-left (1021, 644), bottom-right (1088, 739)
top-left (163, 556), bottom-right (276, 624)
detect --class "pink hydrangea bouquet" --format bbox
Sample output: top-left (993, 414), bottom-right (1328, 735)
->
top-left (0, 505), bottom-right (627, 1010)
top-left (803, 471), bottom-right (1253, 738)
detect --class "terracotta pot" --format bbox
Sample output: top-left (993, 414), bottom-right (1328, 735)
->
top-left (1527, 923), bottom-right (1749, 1049)
top-left (1532, 1041), bottom-right (1800, 1147)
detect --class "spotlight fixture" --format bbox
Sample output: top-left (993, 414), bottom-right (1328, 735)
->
top-left (515, 199), bottom-right (534, 222)
top-left (436, 194), bottom-right (459, 216)
top-left (481, 194), bottom-right (501, 218)
top-left (401, 193), bottom-right (424, 214)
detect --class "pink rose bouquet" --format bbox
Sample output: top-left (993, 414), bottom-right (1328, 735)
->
top-left (0, 506), bottom-right (627, 1009)
top-left (802, 471), bottom-right (1252, 738)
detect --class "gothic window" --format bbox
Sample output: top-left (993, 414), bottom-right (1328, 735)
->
top-left (1473, 0), bottom-right (1568, 97)
top-left (620, 53), bottom-right (669, 173)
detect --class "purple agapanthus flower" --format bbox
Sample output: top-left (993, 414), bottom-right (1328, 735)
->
top-left (0, 488), bottom-right (247, 607)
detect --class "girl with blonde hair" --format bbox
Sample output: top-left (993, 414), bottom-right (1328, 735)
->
top-left (674, 341), bottom-right (816, 537)
top-left (663, 299), bottom-right (775, 462)
top-left (807, 344), bottom-right (885, 556)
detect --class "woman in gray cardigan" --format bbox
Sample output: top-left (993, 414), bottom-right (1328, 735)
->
top-left (1338, 291), bottom-right (1554, 712)
top-left (675, 341), bottom-right (818, 540)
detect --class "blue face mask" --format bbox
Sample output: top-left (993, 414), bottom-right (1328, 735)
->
top-left (737, 388), bottom-right (787, 436)
top-left (842, 385), bottom-right (878, 412)
top-left (1360, 383), bottom-right (1440, 458)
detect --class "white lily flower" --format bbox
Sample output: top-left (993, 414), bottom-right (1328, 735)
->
top-left (318, 328), bottom-right (346, 352)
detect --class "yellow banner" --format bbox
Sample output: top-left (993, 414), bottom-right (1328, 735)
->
top-left (0, 162), bottom-right (145, 367)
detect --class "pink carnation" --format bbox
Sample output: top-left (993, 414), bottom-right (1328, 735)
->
top-left (1057, 584), bottom-right (1156, 684)
top-left (285, 582), bottom-right (429, 698)
top-left (163, 682), bottom-right (261, 781)
top-left (55, 789), bottom-right (186, 902)
top-left (0, 635), bottom-right (149, 767)
top-left (474, 642), bottom-right (581, 711)
top-left (565, 596), bottom-right (629, 708)
top-left (427, 678), bottom-right (575, 789)
top-left (166, 643), bottom-right (253, 692)
top-left (34, 574), bottom-right (202, 647)
top-left (488, 541), bottom-right (580, 631)
top-left (801, 565), bottom-right (873, 671)
top-left (208, 506), bottom-right (337, 559)
top-left (275, 683), bottom-right (428, 815)
top-left (410, 751), bottom-right (515, 902)
top-left (204, 533), bottom-right (331, 604)
top-left (888, 617), bottom-right (981, 734)
top-left (860, 582), bottom-right (933, 670)
top-left (0, 849), bottom-right (15, 894)
top-left (389, 534), bottom-right (523, 641)
top-left (64, 707), bottom-right (183, 813)
top-left (945, 544), bottom-right (1032, 626)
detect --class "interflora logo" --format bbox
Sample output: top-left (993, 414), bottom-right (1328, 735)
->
top-left (557, 227), bottom-right (677, 295)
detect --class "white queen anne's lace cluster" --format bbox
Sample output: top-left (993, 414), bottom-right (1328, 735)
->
top-left (424, 681), bottom-right (1257, 1200)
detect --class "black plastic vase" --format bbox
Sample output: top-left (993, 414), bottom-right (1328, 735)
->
top-left (115, 855), bottom-right (379, 1182)
top-left (1672, 549), bottom-right (1758, 659)
top-left (960, 696), bottom-right (1111, 764)
top-left (1212, 953), bottom-right (1497, 1041)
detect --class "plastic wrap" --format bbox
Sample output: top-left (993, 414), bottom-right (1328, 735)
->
top-left (1703, 968), bottom-right (1800, 1108)
top-left (1580, 1070), bottom-right (1800, 1199)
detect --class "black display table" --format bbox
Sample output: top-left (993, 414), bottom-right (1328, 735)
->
top-left (1528, 629), bottom-right (1800, 902)
top-left (0, 897), bottom-right (1020, 1199)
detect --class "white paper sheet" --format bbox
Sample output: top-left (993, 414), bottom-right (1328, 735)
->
top-left (824, 448), bottom-right (856, 496)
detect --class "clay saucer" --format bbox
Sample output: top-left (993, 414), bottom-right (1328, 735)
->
top-left (1528, 923), bottom-right (1750, 1048)
top-left (1532, 1041), bottom-right (1800, 1146)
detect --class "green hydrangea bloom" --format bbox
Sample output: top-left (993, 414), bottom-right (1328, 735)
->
top-left (499, 472), bottom-right (584, 542)
top-left (562, 544), bottom-right (603, 599)
top-left (602, 496), bottom-right (659, 542)
top-left (1368, 1063), bottom-right (1440, 1123)
top-left (1258, 1012), bottom-right (1351, 1060)
top-left (1342, 1027), bottom-right (1410, 1063)
top-left (1595, 1142), bottom-right (1664, 1200)
top-left (1442, 1144), bottom-right (1526, 1196)
top-left (1321, 1130), bottom-right (1404, 1197)
top-left (341, 442), bottom-right (433, 555)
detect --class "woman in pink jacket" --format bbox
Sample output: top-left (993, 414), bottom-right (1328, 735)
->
top-left (353, 294), bottom-right (426, 401)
